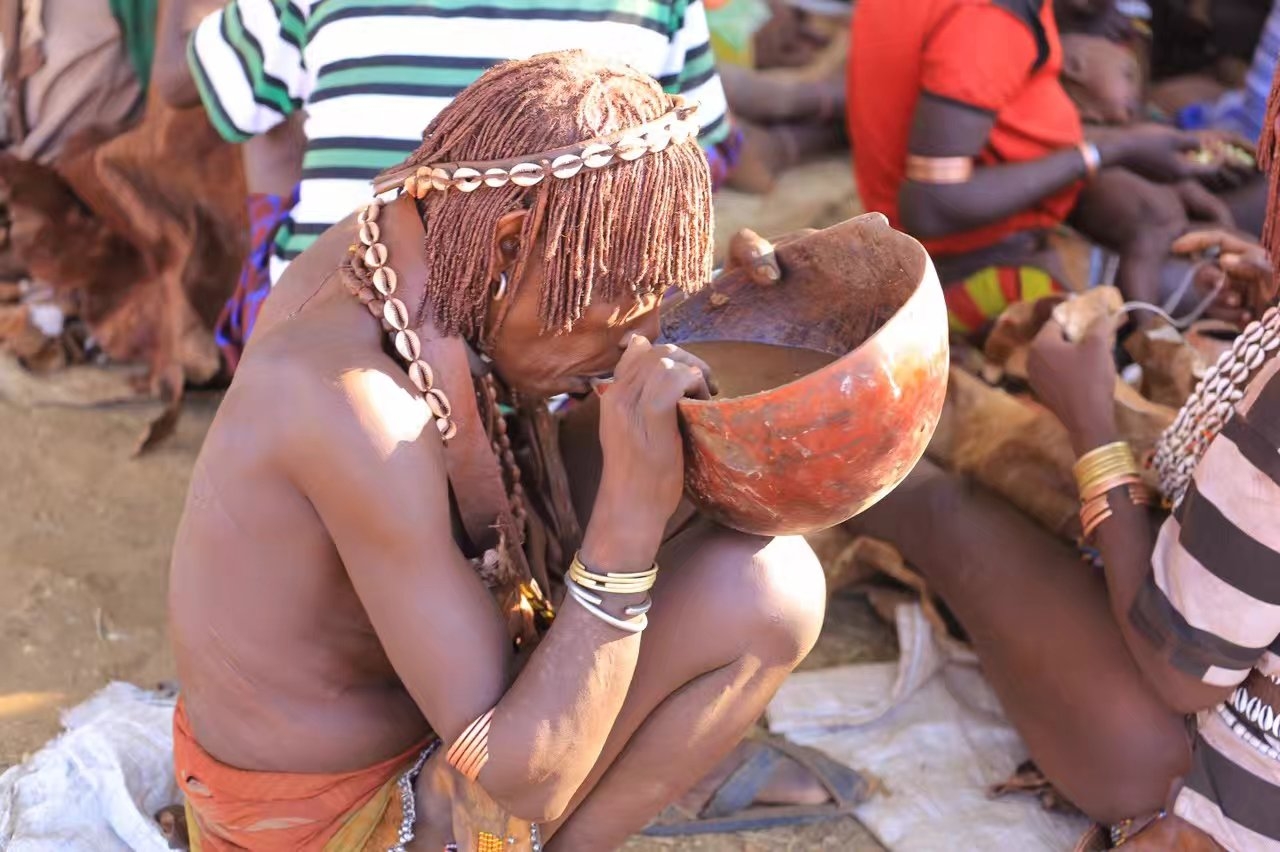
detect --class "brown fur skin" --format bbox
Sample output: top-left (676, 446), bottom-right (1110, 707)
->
top-left (929, 366), bottom-right (1082, 537)
top-left (937, 290), bottom-right (1177, 537)
top-left (0, 93), bottom-right (247, 449)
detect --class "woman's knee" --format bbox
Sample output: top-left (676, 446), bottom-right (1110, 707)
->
top-left (754, 534), bottom-right (827, 663)
top-left (694, 530), bottom-right (827, 668)
top-left (1083, 169), bottom-right (1186, 251)
top-left (857, 464), bottom-right (985, 593)
top-left (1048, 701), bottom-right (1191, 824)
top-left (1118, 183), bottom-right (1189, 257)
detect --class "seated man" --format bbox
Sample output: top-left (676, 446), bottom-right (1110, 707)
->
top-left (1148, 0), bottom-right (1278, 148)
top-left (704, 0), bottom-right (848, 194)
top-left (168, 51), bottom-right (829, 851)
top-left (847, 0), bottom-right (1225, 339)
top-left (153, 0), bottom-right (305, 375)
top-left (716, 61), bottom-right (847, 195)
top-left (1141, 0), bottom-right (1280, 236)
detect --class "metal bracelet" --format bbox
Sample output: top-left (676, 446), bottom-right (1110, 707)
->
top-left (566, 582), bottom-right (648, 633)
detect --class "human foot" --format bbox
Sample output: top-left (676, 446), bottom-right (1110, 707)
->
top-left (642, 736), bottom-right (867, 836)
top-left (692, 740), bottom-right (832, 807)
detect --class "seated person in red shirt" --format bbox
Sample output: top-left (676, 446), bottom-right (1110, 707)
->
top-left (848, 0), bottom-right (1230, 338)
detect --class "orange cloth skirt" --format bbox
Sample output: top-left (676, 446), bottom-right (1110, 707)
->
top-left (174, 699), bottom-right (432, 851)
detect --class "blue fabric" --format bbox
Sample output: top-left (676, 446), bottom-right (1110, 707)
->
top-left (214, 188), bottom-right (299, 373)
top-left (1182, 0), bottom-right (1280, 144)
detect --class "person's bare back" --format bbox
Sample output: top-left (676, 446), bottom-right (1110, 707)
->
top-left (169, 222), bottom-right (456, 775)
top-left (167, 54), bottom-right (836, 851)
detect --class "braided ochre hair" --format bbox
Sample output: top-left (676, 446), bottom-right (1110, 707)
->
top-left (377, 50), bottom-right (715, 341)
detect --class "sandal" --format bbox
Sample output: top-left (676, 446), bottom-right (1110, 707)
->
top-left (641, 735), bottom-right (868, 837)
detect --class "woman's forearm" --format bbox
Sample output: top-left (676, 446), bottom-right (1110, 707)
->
top-left (475, 504), bottom-right (661, 823)
top-left (1075, 428), bottom-right (1226, 714)
top-left (481, 599), bottom-right (641, 823)
top-left (1093, 496), bottom-right (1160, 642)
top-left (153, 0), bottom-right (204, 107)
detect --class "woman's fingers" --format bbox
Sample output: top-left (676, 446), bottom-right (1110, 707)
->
top-left (727, 228), bottom-right (781, 285)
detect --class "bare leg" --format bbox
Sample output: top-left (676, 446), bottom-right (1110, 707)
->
top-left (546, 522), bottom-right (826, 850)
top-left (716, 63), bottom-right (847, 194)
top-left (727, 121), bottom-right (846, 194)
top-left (523, 400), bottom-right (829, 849)
top-left (1217, 177), bottom-right (1267, 238)
top-left (844, 458), bottom-right (1191, 824)
top-left (1147, 74), bottom-right (1228, 117)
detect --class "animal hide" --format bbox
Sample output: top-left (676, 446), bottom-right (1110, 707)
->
top-left (942, 291), bottom-right (1180, 537)
top-left (984, 288), bottom-right (1124, 379)
top-left (0, 91), bottom-right (246, 450)
top-left (929, 367), bottom-right (1081, 537)
top-left (1051, 286), bottom-right (1125, 342)
top-left (931, 366), bottom-right (1174, 538)
top-left (0, 301), bottom-right (54, 366)
top-left (1125, 323), bottom-right (1205, 408)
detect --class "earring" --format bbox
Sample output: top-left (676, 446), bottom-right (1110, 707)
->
top-left (492, 271), bottom-right (508, 301)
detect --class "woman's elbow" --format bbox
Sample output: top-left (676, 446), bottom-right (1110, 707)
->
top-left (1157, 679), bottom-right (1229, 718)
top-left (898, 185), bottom-right (955, 240)
top-left (1135, 649), bottom-right (1232, 717)
top-left (490, 788), bottom-right (572, 825)
top-left (483, 773), bottom-right (576, 825)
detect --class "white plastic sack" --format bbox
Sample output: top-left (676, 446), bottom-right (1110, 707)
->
top-left (768, 603), bottom-right (1089, 851)
top-left (0, 682), bottom-right (178, 852)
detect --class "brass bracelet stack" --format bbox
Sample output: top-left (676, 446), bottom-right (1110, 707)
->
top-left (565, 553), bottom-right (656, 634)
top-left (1074, 442), bottom-right (1152, 540)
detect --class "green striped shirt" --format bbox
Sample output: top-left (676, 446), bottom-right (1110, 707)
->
top-left (190, 0), bottom-right (730, 284)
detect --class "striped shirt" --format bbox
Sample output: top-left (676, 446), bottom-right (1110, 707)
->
top-left (1131, 356), bottom-right (1280, 850)
top-left (189, 0), bottom-right (732, 285)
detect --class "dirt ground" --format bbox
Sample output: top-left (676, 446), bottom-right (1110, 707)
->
top-left (0, 355), bottom-right (890, 851)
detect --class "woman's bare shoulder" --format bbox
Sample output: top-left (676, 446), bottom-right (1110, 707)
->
top-left (229, 339), bottom-right (435, 463)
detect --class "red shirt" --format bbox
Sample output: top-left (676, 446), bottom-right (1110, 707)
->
top-left (848, 0), bottom-right (1084, 259)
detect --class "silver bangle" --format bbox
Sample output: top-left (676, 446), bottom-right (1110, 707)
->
top-left (568, 573), bottom-right (650, 614)
top-left (566, 581), bottom-right (648, 633)
top-left (624, 597), bottom-right (652, 617)
top-left (1078, 141), bottom-right (1102, 179)
top-left (567, 578), bottom-right (652, 616)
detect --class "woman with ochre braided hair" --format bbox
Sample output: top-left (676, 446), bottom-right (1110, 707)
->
top-left (167, 51), bottom-right (854, 852)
